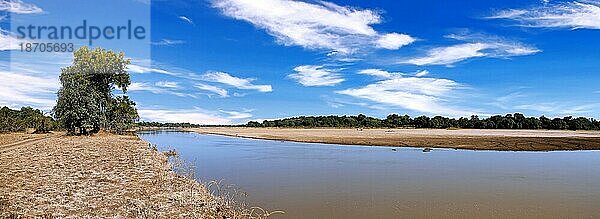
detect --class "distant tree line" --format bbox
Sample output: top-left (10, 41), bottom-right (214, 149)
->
top-left (137, 121), bottom-right (242, 128)
top-left (0, 106), bottom-right (57, 133)
top-left (246, 113), bottom-right (600, 130)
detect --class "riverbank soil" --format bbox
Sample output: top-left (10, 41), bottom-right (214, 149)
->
top-left (0, 132), bottom-right (233, 218)
top-left (190, 128), bottom-right (600, 151)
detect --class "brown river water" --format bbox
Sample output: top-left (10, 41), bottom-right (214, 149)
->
top-left (139, 131), bottom-right (600, 219)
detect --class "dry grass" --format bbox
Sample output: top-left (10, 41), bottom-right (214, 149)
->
top-left (0, 132), bottom-right (45, 146)
top-left (0, 133), bottom-right (280, 218)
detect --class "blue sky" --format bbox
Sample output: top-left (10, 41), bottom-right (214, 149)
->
top-left (1, 0), bottom-right (599, 124)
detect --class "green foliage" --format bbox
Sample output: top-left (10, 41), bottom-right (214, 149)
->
top-left (53, 47), bottom-right (138, 135)
top-left (0, 106), bottom-right (57, 133)
top-left (247, 113), bottom-right (600, 130)
top-left (107, 96), bottom-right (139, 134)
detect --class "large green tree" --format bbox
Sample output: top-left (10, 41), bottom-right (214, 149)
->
top-left (53, 47), bottom-right (138, 135)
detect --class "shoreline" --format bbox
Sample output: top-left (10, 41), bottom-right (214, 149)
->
top-left (0, 132), bottom-right (237, 218)
top-left (187, 127), bottom-right (600, 151)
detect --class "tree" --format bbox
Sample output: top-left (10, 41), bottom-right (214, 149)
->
top-left (53, 47), bottom-right (138, 135)
top-left (106, 96), bottom-right (139, 133)
top-left (412, 116), bottom-right (431, 128)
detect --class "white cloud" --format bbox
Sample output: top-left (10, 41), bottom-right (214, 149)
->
top-left (514, 103), bottom-right (558, 112)
top-left (375, 33), bottom-right (416, 50)
top-left (515, 102), bottom-right (600, 116)
top-left (0, 53), bottom-right (70, 110)
top-left (359, 69), bottom-right (430, 78)
top-left (195, 83), bottom-right (229, 97)
top-left (127, 64), bottom-right (171, 75)
top-left (488, 1), bottom-right (600, 29)
top-left (414, 70), bottom-right (429, 77)
top-left (212, 0), bottom-right (414, 54)
top-left (405, 43), bottom-right (489, 66)
top-left (337, 70), bottom-right (475, 116)
top-left (138, 109), bottom-right (232, 125)
top-left (221, 110), bottom-right (253, 119)
top-left (129, 82), bottom-right (159, 92)
top-left (127, 82), bottom-right (166, 94)
top-left (129, 82), bottom-right (194, 98)
top-left (0, 71), bottom-right (58, 110)
top-left (492, 90), bottom-right (599, 117)
top-left (0, 30), bottom-right (29, 51)
top-left (151, 39), bottom-right (185, 46)
top-left (0, 0), bottom-right (43, 14)
top-left (129, 62), bottom-right (272, 97)
top-left (178, 16), bottom-right (194, 25)
top-left (496, 91), bottom-right (527, 104)
top-left (155, 81), bottom-right (179, 88)
top-left (402, 33), bottom-right (540, 66)
top-left (202, 71), bottom-right (272, 92)
top-left (288, 65), bottom-right (345, 86)
top-left (487, 9), bottom-right (528, 19)
top-left (358, 69), bottom-right (403, 79)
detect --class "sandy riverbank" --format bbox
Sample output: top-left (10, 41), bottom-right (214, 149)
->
top-left (189, 127), bottom-right (600, 151)
top-left (0, 132), bottom-right (237, 218)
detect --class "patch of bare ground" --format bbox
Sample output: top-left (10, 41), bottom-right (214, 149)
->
top-left (0, 133), bottom-right (279, 218)
top-left (189, 128), bottom-right (600, 151)
top-left (0, 133), bottom-right (49, 146)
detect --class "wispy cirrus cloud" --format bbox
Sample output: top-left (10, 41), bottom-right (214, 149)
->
top-left (358, 69), bottom-right (429, 79)
top-left (414, 70), bottom-right (429, 77)
top-left (151, 39), bottom-right (185, 46)
top-left (195, 83), bottom-right (229, 97)
top-left (212, 0), bottom-right (415, 54)
top-left (491, 90), bottom-right (599, 117)
top-left (129, 61), bottom-right (272, 97)
top-left (155, 81), bottom-right (180, 88)
top-left (402, 33), bottom-right (540, 66)
top-left (337, 69), bottom-right (476, 117)
top-left (201, 71), bottom-right (272, 92)
top-left (129, 82), bottom-right (195, 98)
top-left (0, 0), bottom-right (43, 14)
top-left (178, 16), bottom-right (194, 25)
top-left (0, 29), bottom-right (30, 51)
top-left (0, 71), bottom-right (58, 110)
top-left (515, 102), bottom-right (600, 116)
top-left (138, 107), bottom-right (254, 125)
top-left (487, 1), bottom-right (600, 29)
top-left (0, 53), bottom-right (71, 110)
top-left (288, 65), bottom-right (345, 86)
top-left (220, 109), bottom-right (253, 119)
top-left (127, 64), bottom-right (172, 75)
top-left (138, 108), bottom-right (233, 125)
top-left (358, 69), bottom-right (404, 79)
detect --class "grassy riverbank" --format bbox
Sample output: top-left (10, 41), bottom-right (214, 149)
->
top-left (0, 132), bottom-right (236, 218)
top-left (190, 127), bottom-right (600, 151)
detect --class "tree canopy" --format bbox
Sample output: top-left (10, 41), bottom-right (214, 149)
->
top-left (247, 113), bottom-right (600, 131)
top-left (53, 47), bottom-right (138, 135)
top-left (0, 106), bottom-right (56, 133)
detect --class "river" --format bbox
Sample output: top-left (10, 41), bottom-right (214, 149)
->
top-left (138, 131), bottom-right (600, 218)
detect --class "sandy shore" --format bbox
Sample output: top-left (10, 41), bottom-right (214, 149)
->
top-left (0, 132), bottom-right (236, 218)
top-left (189, 127), bottom-right (600, 151)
